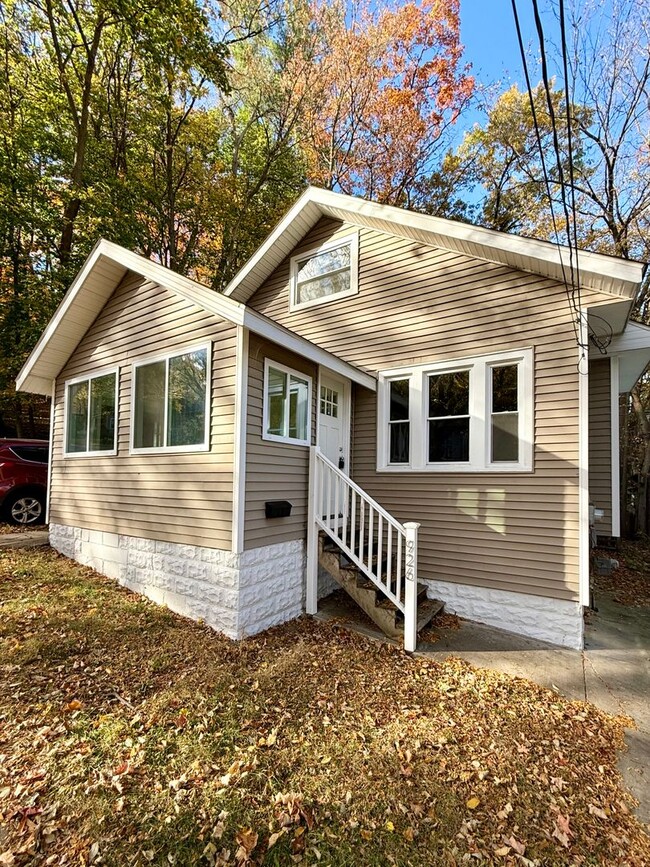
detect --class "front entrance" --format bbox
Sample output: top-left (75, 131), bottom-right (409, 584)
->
top-left (318, 372), bottom-right (351, 525)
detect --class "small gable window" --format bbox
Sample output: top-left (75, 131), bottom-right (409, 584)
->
top-left (65, 370), bottom-right (118, 456)
top-left (290, 233), bottom-right (359, 311)
top-left (131, 345), bottom-right (210, 453)
top-left (263, 359), bottom-right (311, 446)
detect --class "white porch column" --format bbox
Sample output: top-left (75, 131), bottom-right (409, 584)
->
top-left (306, 446), bottom-right (319, 614)
top-left (403, 521), bottom-right (420, 652)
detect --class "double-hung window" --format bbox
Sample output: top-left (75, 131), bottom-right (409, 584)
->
top-left (65, 370), bottom-right (118, 456)
top-left (290, 233), bottom-right (359, 310)
top-left (263, 359), bottom-right (311, 445)
top-left (378, 349), bottom-right (533, 472)
top-left (131, 345), bottom-right (210, 452)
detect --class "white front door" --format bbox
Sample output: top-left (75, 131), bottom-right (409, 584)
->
top-left (318, 373), bottom-right (350, 473)
top-left (318, 373), bottom-right (351, 524)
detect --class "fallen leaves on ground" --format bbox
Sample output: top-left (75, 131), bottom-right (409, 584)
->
top-left (0, 547), bottom-right (648, 866)
top-left (593, 540), bottom-right (650, 606)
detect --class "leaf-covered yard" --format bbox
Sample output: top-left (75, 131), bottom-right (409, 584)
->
top-left (1, 548), bottom-right (648, 866)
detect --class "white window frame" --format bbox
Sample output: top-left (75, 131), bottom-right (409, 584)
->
top-left (377, 348), bottom-right (534, 473)
top-left (262, 358), bottom-right (312, 446)
top-left (289, 232), bottom-right (359, 312)
top-left (63, 367), bottom-right (119, 458)
top-left (129, 342), bottom-right (211, 455)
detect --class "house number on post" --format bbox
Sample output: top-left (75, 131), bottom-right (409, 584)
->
top-left (405, 538), bottom-right (415, 582)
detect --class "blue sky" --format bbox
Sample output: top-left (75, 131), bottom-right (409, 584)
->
top-left (459, 0), bottom-right (561, 115)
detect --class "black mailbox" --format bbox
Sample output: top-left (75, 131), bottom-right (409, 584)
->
top-left (265, 500), bottom-right (292, 519)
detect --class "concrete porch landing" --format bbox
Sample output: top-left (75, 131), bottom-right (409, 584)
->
top-left (316, 589), bottom-right (650, 826)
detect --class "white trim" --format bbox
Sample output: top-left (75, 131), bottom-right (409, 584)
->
top-left (46, 380), bottom-right (55, 523)
top-left (223, 187), bottom-right (643, 304)
top-left (232, 326), bottom-right (249, 554)
top-left (289, 232), bottom-right (359, 312)
top-left (63, 366), bottom-right (119, 457)
top-left (242, 308), bottom-right (376, 391)
top-left (262, 358), bottom-right (312, 446)
top-left (16, 237), bottom-right (375, 398)
top-left (578, 311), bottom-right (590, 607)
top-left (610, 356), bottom-right (621, 537)
top-left (377, 349), bottom-right (534, 473)
top-left (129, 342), bottom-right (211, 455)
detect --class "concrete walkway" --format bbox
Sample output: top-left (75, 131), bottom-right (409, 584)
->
top-left (317, 590), bottom-right (650, 825)
top-left (0, 529), bottom-right (50, 548)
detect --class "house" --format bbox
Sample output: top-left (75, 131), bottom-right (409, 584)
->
top-left (16, 188), bottom-right (648, 652)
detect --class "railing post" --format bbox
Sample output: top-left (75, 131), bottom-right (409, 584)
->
top-left (403, 522), bottom-right (420, 652)
top-left (306, 446), bottom-right (319, 615)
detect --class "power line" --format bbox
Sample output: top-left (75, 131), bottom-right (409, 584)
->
top-left (510, 0), bottom-right (612, 360)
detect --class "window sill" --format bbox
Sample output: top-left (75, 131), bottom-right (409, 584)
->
top-left (129, 443), bottom-right (210, 456)
top-left (64, 449), bottom-right (118, 459)
top-left (376, 463), bottom-right (534, 474)
top-left (262, 433), bottom-right (310, 447)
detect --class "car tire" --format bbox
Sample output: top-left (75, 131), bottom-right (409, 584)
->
top-left (4, 490), bottom-right (46, 527)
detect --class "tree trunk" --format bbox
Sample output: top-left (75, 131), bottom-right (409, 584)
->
top-left (631, 385), bottom-right (650, 534)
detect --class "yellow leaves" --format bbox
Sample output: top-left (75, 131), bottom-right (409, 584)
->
top-left (384, 820), bottom-right (395, 832)
top-left (258, 727), bottom-right (278, 747)
top-left (466, 796), bottom-right (480, 810)
top-left (64, 699), bottom-right (83, 712)
top-left (360, 829), bottom-right (373, 841)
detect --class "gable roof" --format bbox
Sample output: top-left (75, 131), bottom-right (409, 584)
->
top-left (16, 239), bottom-right (377, 396)
top-left (224, 187), bottom-right (645, 304)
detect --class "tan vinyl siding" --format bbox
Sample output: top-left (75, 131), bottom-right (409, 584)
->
top-left (588, 358), bottom-right (613, 536)
top-left (51, 271), bottom-right (237, 549)
top-left (244, 334), bottom-right (317, 550)
top-left (248, 218), bottom-right (618, 602)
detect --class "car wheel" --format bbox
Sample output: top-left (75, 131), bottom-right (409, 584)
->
top-left (6, 491), bottom-right (45, 526)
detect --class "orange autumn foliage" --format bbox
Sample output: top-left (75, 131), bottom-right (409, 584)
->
top-left (287, 0), bottom-right (474, 203)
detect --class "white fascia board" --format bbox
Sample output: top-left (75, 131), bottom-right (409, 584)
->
top-left (224, 186), bottom-right (645, 303)
top-left (243, 308), bottom-right (376, 392)
top-left (223, 188), bottom-right (319, 299)
top-left (16, 239), bottom-right (247, 395)
top-left (17, 239), bottom-right (114, 394)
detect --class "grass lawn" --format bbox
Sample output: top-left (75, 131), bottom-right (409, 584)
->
top-left (1, 548), bottom-right (648, 866)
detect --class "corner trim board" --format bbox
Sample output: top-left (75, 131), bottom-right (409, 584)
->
top-left (578, 312), bottom-right (590, 607)
top-left (610, 356), bottom-right (621, 537)
top-left (232, 326), bottom-right (249, 554)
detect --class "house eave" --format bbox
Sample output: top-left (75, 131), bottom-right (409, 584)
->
top-left (16, 239), bottom-right (375, 396)
top-left (223, 187), bottom-right (645, 304)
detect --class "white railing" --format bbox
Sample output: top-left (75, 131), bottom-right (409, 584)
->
top-left (306, 446), bottom-right (419, 651)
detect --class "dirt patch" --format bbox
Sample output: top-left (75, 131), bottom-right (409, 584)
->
top-left (593, 539), bottom-right (650, 606)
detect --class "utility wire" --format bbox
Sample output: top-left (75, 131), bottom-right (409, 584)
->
top-left (510, 0), bottom-right (581, 351)
top-left (512, 0), bottom-right (612, 358)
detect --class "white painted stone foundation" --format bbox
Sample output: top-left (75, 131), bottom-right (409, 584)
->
top-left (49, 523), bottom-right (306, 640)
top-left (423, 577), bottom-right (584, 650)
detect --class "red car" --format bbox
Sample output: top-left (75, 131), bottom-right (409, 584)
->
top-left (0, 439), bottom-right (49, 526)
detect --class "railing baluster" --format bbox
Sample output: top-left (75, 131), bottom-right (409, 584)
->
top-left (396, 532), bottom-right (403, 605)
top-left (311, 451), bottom-right (415, 642)
top-left (377, 515), bottom-right (383, 591)
top-left (334, 465), bottom-right (340, 538)
top-left (386, 522), bottom-right (393, 592)
top-left (326, 466), bottom-right (332, 530)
